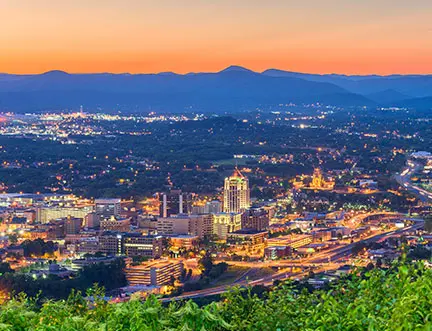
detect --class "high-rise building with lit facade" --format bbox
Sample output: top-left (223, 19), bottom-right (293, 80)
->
top-left (223, 168), bottom-right (250, 213)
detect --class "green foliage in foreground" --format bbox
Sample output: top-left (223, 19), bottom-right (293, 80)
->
top-left (0, 262), bottom-right (431, 330)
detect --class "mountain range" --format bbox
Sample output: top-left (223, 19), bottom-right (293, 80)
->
top-left (0, 65), bottom-right (431, 112)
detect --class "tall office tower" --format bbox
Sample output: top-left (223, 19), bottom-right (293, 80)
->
top-left (223, 167), bottom-right (250, 213)
top-left (159, 190), bottom-right (192, 217)
top-left (95, 198), bottom-right (121, 220)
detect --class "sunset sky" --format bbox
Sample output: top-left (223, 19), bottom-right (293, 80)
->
top-left (0, 0), bottom-right (431, 75)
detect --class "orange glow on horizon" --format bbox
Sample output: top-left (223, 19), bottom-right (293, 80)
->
top-left (0, 1), bottom-right (431, 75)
top-left (1, 51), bottom-right (431, 76)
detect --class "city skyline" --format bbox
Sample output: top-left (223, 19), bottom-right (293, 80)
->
top-left (1, 0), bottom-right (431, 75)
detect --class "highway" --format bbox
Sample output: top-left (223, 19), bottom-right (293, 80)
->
top-left (311, 222), bottom-right (423, 264)
top-left (160, 161), bottom-right (430, 302)
top-left (395, 160), bottom-right (432, 202)
top-left (161, 218), bottom-right (423, 302)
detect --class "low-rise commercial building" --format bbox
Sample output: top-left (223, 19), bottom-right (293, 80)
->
top-left (71, 256), bottom-right (127, 270)
top-left (98, 232), bottom-right (162, 258)
top-left (264, 246), bottom-right (291, 260)
top-left (64, 216), bottom-right (83, 235)
top-left (100, 217), bottom-right (131, 232)
top-left (125, 260), bottom-right (184, 286)
top-left (267, 234), bottom-right (313, 249)
top-left (241, 208), bottom-right (269, 231)
top-left (123, 233), bottom-right (163, 258)
top-left (37, 205), bottom-right (93, 224)
top-left (227, 229), bottom-right (268, 248)
top-left (169, 234), bottom-right (200, 251)
top-left (312, 229), bottom-right (332, 242)
top-left (156, 214), bottom-right (213, 238)
top-left (213, 213), bottom-right (242, 239)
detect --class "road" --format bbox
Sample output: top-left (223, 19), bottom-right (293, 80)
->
top-left (311, 222), bottom-right (423, 264)
top-left (395, 160), bottom-right (432, 202)
top-left (162, 219), bottom-right (422, 302)
top-left (161, 162), bottom-right (429, 303)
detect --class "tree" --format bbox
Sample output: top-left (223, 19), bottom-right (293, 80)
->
top-left (424, 214), bottom-right (432, 233)
top-left (186, 268), bottom-right (193, 280)
top-left (180, 268), bottom-right (187, 281)
top-left (208, 262), bottom-right (228, 279)
top-left (21, 239), bottom-right (56, 257)
top-left (8, 234), bottom-right (18, 245)
top-left (376, 258), bottom-right (383, 268)
top-left (0, 262), bottom-right (13, 276)
top-left (198, 252), bottom-right (214, 276)
top-left (250, 284), bottom-right (269, 298)
top-left (132, 255), bottom-right (149, 264)
top-left (0, 261), bottom-right (431, 330)
top-left (365, 262), bottom-right (375, 271)
top-left (0, 259), bottom-right (126, 300)
top-left (168, 275), bottom-right (176, 287)
top-left (351, 242), bottom-right (367, 255)
top-left (408, 245), bottom-right (432, 260)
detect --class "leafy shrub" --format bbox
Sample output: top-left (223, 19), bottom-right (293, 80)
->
top-left (0, 261), bottom-right (431, 330)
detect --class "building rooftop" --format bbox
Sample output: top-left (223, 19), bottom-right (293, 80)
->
top-left (100, 231), bottom-right (161, 239)
top-left (231, 228), bottom-right (268, 235)
top-left (95, 198), bottom-right (121, 203)
top-left (168, 234), bottom-right (199, 239)
top-left (230, 167), bottom-right (245, 179)
top-left (128, 259), bottom-right (181, 270)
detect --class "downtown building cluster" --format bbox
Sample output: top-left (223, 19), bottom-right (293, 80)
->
top-left (0, 168), bottom-right (271, 287)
